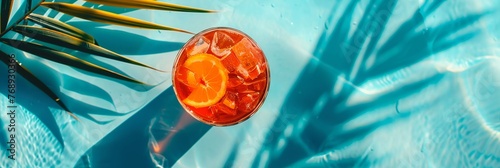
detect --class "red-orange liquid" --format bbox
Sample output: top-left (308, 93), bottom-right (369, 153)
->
top-left (173, 28), bottom-right (270, 126)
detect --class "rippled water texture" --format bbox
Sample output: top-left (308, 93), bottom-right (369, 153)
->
top-left (1, 0), bottom-right (499, 167)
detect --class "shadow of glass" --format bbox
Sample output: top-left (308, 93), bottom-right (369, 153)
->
top-left (77, 87), bottom-right (212, 168)
top-left (151, 91), bottom-right (212, 168)
top-left (248, 0), bottom-right (489, 167)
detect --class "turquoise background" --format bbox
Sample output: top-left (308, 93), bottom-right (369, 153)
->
top-left (1, 0), bottom-right (500, 167)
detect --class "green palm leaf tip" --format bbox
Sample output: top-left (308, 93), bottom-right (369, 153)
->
top-left (84, 0), bottom-right (216, 13)
top-left (41, 2), bottom-right (193, 34)
top-left (0, 49), bottom-right (75, 116)
top-left (26, 13), bottom-right (98, 45)
top-left (1, 39), bottom-right (146, 85)
top-left (1, 0), bottom-right (14, 33)
top-left (13, 25), bottom-right (165, 72)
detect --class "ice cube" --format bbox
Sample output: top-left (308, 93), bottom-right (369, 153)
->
top-left (234, 77), bottom-right (266, 93)
top-left (232, 37), bottom-right (254, 54)
top-left (211, 32), bottom-right (235, 57)
top-left (222, 91), bottom-right (238, 109)
top-left (235, 65), bottom-right (249, 79)
top-left (238, 53), bottom-right (258, 72)
top-left (227, 74), bottom-right (244, 88)
top-left (235, 84), bottom-right (251, 93)
top-left (194, 107), bottom-right (215, 119)
top-left (236, 65), bottom-right (260, 81)
top-left (238, 92), bottom-right (260, 113)
top-left (231, 38), bottom-right (265, 80)
top-left (220, 52), bottom-right (240, 73)
top-left (188, 36), bottom-right (210, 56)
top-left (212, 103), bottom-right (237, 116)
top-left (248, 78), bottom-right (267, 91)
top-left (250, 49), bottom-right (264, 62)
top-left (256, 62), bottom-right (266, 75)
top-left (247, 67), bottom-right (262, 81)
top-left (232, 40), bottom-right (257, 71)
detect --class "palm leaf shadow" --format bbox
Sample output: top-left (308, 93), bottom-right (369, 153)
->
top-left (251, 0), bottom-right (399, 166)
top-left (58, 74), bottom-right (115, 108)
top-left (76, 87), bottom-right (212, 168)
top-left (57, 94), bottom-right (121, 125)
top-left (0, 50), bottom-right (127, 146)
top-left (55, 71), bottom-right (153, 124)
top-left (0, 88), bottom-right (65, 151)
top-left (332, 74), bottom-right (444, 122)
top-left (76, 55), bottom-right (137, 81)
top-left (222, 130), bottom-right (251, 168)
top-left (249, 0), bottom-right (488, 167)
top-left (317, 0), bottom-right (358, 72)
top-left (6, 89), bottom-right (66, 147)
top-left (0, 49), bottom-right (138, 148)
top-left (222, 139), bottom-right (242, 168)
top-left (0, 118), bottom-right (6, 150)
top-left (0, 50), bottom-right (66, 149)
top-left (318, 74), bottom-right (443, 150)
top-left (57, 51), bottom-right (160, 90)
top-left (0, 88), bottom-right (66, 154)
top-left (368, 13), bottom-right (488, 79)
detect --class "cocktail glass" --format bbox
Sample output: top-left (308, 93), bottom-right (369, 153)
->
top-left (172, 27), bottom-right (270, 126)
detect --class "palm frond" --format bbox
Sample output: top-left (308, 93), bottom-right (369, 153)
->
top-left (84, 0), bottom-right (216, 13)
top-left (13, 25), bottom-right (165, 72)
top-left (41, 2), bottom-right (193, 34)
top-left (27, 13), bottom-right (98, 45)
top-left (0, 0), bottom-right (215, 125)
top-left (0, 49), bottom-right (79, 136)
top-left (0, 49), bottom-right (71, 113)
top-left (1, 39), bottom-right (146, 85)
top-left (1, 0), bottom-right (13, 32)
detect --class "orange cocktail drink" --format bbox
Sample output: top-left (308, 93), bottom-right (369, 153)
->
top-left (172, 27), bottom-right (270, 126)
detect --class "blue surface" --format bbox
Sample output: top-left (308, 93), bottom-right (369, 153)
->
top-left (1, 0), bottom-right (500, 167)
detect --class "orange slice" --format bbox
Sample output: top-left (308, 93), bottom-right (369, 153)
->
top-left (182, 53), bottom-right (228, 108)
top-left (177, 66), bottom-right (201, 89)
